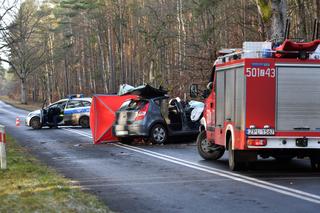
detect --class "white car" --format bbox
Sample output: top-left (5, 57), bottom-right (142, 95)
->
top-left (25, 97), bottom-right (92, 129)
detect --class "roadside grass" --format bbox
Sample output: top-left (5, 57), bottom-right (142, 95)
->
top-left (0, 96), bottom-right (42, 111)
top-left (0, 135), bottom-right (111, 213)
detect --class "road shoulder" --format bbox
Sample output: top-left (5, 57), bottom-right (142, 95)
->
top-left (0, 134), bottom-right (111, 212)
top-left (0, 96), bottom-right (41, 111)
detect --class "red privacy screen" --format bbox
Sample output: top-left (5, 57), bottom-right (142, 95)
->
top-left (90, 95), bottom-right (136, 144)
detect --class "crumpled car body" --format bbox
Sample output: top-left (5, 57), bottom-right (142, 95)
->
top-left (113, 84), bottom-right (202, 144)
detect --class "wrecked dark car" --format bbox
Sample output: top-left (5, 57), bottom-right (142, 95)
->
top-left (113, 84), bottom-right (202, 144)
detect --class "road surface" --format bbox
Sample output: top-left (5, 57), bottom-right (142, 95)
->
top-left (0, 100), bottom-right (320, 213)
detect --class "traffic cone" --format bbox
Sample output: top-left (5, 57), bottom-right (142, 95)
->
top-left (16, 117), bottom-right (20, 127)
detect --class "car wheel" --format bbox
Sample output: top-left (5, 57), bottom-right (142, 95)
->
top-left (228, 138), bottom-right (246, 171)
top-left (79, 116), bottom-right (90, 128)
top-left (197, 131), bottom-right (225, 160)
top-left (30, 117), bottom-right (42, 129)
top-left (150, 124), bottom-right (167, 144)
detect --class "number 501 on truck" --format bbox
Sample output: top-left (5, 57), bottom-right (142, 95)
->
top-left (191, 39), bottom-right (320, 171)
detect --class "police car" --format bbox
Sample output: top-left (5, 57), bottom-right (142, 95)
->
top-left (25, 96), bottom-right (92, 129)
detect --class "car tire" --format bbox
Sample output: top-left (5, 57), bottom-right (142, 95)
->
top-left (150, 124), bottom-right (167, 144)
top-left (228, 138), bottom-right (246, 171)
top-left (30, 117), bottom-right (42, 129)
top-left (79, 116), bottom-right (90, 128)
top-left (197, 131), bottom-right (225, 160)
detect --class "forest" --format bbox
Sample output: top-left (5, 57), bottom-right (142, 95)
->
top-left (0, 0), bottom-right (319, 104)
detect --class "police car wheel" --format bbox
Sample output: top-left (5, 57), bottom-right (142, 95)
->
top-left (79, 116), bottom-right (90, 128)
top-left (31, 117), bottom-right (42, 129)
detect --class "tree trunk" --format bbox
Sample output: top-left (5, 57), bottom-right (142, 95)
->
top-left (20, 78), bottom-right (27, 104)
top-left (296, 0), bottom-right (307, 40)
top-left (108, 25), bottom-right (115, 93)
top-left (271, 0), bottom-right (287, 40)
top-left (97, 32), bottom-right (108, 93)
top-left (255, 0), bottom-right (268, 40)
top-left (314, 0), bottom-right (320, 20)
top-left (48, 34), bottom-right (54, 103)
top-left (64, 54), bottom-right (70, 96)
top-left (45, 63), bottom-right (52, 103)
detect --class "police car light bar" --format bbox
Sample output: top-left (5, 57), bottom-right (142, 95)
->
top-left (66, 94), bottom-right (84, 99)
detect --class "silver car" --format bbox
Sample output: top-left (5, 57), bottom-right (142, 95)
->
top-left (25, 97), bottom-right (92, 129)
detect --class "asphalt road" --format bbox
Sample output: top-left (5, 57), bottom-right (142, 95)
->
top-left (1, 100), bottom-right (320, 213)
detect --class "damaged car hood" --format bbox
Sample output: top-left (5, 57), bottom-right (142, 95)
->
top-left (121, 84), bottom-right (167, 98)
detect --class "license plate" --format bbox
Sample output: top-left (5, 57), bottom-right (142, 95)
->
top-left (116, 130), bottom-right (129, 136)
top-left (296, 138), bottom-right (308, 147)
top-left (246, 128), bottom-right (275, 136)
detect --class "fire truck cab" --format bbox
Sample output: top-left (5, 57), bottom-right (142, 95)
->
top-left (191, 40), bottom-right (320, 171)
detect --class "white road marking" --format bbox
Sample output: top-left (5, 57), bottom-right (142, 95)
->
top-left (63, 128), bottom-right (320, 204)
top-left (63, 128), bottom-right (93, 139)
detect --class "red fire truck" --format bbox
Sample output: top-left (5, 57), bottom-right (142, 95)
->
top-left (191, 39), bottom-right (320, 171)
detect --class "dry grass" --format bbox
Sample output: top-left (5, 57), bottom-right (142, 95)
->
top-left (0, 135), bottom-right (111, 213)
top-left (0, 96), bottom-right (42, 111)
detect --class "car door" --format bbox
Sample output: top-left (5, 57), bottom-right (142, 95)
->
top-left (46, 101), bottom-right (67, 125)
top-left (64, 100), bottom-right (83, 125)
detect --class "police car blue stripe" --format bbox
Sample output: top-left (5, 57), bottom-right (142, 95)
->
top-left (64, 107), bottom-right (90, 115)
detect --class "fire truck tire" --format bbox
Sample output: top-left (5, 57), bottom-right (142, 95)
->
top-left (228, 138), bottom-right (246, 171)
top-left (197, 131), bottom-right (225, 160)
top-left (30, 117), bottom-right (42, 129)
top-left (310, 156), bottom-right (320, 171)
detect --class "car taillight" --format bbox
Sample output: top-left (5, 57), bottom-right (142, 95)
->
top-left (135, 103), bottom-right (149, 121)
top-left (247, 139), bottom-right (267, 146)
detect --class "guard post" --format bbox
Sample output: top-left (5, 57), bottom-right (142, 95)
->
top-left (0, 125), bottom-right (7, 169)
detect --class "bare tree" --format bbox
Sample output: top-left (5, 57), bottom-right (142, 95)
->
top-left (271, 0), bottom-right (287, 39)
top-left (1, 0), bottom-right (46, 104)
top-left (0, 0), bottom-right (17, 53)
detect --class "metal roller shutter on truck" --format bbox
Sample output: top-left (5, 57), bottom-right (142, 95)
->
top-left (277, 65), bottom-right (320, 131)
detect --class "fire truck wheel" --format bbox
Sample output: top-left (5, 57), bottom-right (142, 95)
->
top-left (310, 156), bottom-right (320, 171)
top-left (30, 117), bottom-right (42, 129)
top-left (197, 131), bottom-right (225, 160)
top-left (228, 139), bottom-right (246, 171)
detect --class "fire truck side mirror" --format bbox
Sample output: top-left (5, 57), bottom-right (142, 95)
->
top-left (202, 89), bottom-right (210, 99)
top-left (190, 84), bottom-right (199, 98)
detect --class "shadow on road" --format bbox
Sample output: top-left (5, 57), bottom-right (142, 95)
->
top-left (200, 156), bottom-right (320, 177)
